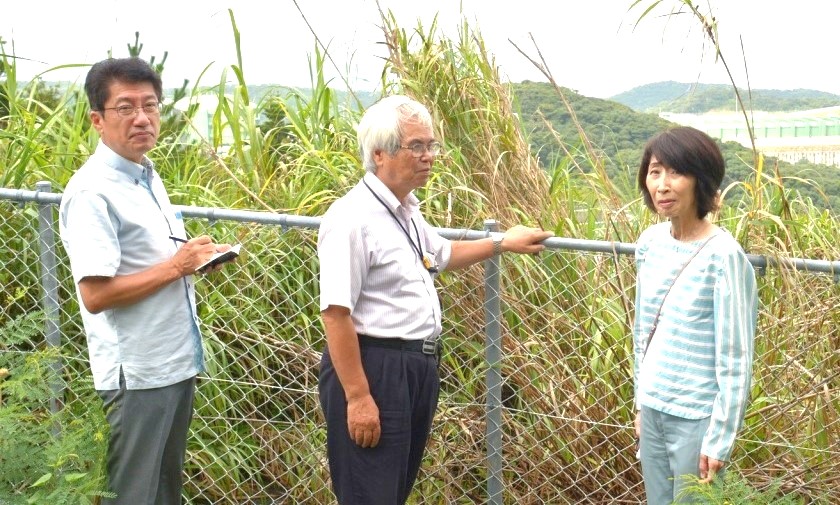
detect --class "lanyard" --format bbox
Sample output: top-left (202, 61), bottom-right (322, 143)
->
top-left (363, 180), bottom-right (437, 273)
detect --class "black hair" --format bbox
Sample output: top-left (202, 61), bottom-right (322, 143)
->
top-left (637, 126), bottom-right (725, 219)
top-left (84, 58), bottom-right (163, 112)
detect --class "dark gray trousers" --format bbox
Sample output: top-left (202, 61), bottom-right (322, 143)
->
top-left (97, 374), bottom-right (196, 505)
top-left (319, 344), bottom-right (439, 505)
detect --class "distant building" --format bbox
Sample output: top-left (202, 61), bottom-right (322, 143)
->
top-left (660, 106), bottom-right (840, 167)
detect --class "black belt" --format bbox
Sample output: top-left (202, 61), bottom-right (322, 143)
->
top-left (358, 334), bottom-right (440, 356)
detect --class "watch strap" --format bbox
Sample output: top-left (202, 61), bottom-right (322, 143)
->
top-left (492, 235), bottom-right (503, 256)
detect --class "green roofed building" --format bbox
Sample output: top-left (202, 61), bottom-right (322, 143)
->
top-left (661, 106), bottom-right (840, 167)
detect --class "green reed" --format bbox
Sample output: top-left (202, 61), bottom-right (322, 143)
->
top-left (1, 2), bottom-right (838, 502)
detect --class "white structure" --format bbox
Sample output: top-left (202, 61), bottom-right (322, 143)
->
top-left (661, 106), bottom-right (840, 167)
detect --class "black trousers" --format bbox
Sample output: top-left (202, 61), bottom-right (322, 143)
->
top-left (319, 343), bottom-right (440, 505)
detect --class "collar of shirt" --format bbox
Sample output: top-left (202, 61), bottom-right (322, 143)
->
top-left (93, 141), bottom-right (155, 186)
top-left (363, 172), bottom-right (420, 221)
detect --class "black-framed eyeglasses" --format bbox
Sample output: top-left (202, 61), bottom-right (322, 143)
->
top-left (399, 141), bottom-right (442, 157)
top-left (100, 102), bottom-right (162, 118)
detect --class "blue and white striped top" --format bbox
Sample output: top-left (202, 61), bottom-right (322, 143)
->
top-left (633, 221), bottom-right (757, 461)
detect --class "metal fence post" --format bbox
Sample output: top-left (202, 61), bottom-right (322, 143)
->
top-left (35, 181), bottom-right (63, 414)
top-left (2, 186), bottom-right (839, 503)
top-left (483, 219), bottom-right (503, 504)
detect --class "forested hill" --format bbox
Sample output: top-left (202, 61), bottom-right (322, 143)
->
top-left (512, 80), bottom-right (670, 171)
top-left (611, 81), bottom-right (840, 113)
top-left (509, 81), bottom-right (840, 211)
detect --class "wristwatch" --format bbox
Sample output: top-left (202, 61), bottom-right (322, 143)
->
top-left (492, 235), bottom-right (504, 256)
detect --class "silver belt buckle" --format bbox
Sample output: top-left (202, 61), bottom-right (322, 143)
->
top-left (421, 338), bottom-right (437, 356)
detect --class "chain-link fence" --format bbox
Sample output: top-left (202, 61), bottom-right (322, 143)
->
top-left (1, 183), bottom-right (838, 504)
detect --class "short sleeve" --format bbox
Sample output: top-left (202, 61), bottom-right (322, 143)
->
top-left (318, 211), bottom-right (370, 312)
top-left (60, 190), bottom-right (121, 283)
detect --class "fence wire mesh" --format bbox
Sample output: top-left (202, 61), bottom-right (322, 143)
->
top-left (1, 188), bottom-right (838, 504)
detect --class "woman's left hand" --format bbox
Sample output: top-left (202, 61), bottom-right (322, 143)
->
top-left (698, 454), bottom-right (725, 483)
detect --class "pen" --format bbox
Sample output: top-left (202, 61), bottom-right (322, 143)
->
top-left (168, 235), bottom-right (188, 244)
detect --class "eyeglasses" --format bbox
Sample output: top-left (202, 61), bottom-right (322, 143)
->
top-left (101, 102), bottom-right (161, 118)
top-left (399, 141), bottom-right (442, 157)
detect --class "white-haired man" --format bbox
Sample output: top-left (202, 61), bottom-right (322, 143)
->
top-left (317, 95), bottom-right (552, 505)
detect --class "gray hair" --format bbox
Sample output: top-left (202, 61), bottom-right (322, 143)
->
top-left (357, 95), bottom-right (433, 173)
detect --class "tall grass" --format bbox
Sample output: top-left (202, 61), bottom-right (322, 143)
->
top-left (1, 3), bottom-right (838, 503)
top-left (379, 3), bottom-right (837, 502)
top-left (376, 11), bottom-right (646, 502)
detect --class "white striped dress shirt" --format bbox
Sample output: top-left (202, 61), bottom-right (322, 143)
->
top-left (318, 173), bottom-right (452, 340)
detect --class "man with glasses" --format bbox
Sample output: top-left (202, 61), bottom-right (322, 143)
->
top-left (59, 57), bottom-right (230, 504)
top-left (317, 95), bottom-right (552, 505)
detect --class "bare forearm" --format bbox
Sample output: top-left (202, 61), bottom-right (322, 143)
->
top-left (322, 307), bottom-right (370, 400)
top-left (78, 234), bottom-right (220, 314)
top-left (448, 225), bottom-right (553, 270)
top-left (78, 260), bottom-right (185, 313)
top-left (448, 238), bottom-right (495, 270)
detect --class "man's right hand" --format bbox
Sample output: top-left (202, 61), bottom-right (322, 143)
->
top-left (321, 306), bottom-right (380, 448)
top-left (347, 393), bottom-right (381, 448)
top-left (78, 234), bottom-right (218, 313)
top-left (171, 235), bottom-right (218, 275)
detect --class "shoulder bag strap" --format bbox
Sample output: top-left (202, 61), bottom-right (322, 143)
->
top-left (642, 233), bottom-right (718, 359)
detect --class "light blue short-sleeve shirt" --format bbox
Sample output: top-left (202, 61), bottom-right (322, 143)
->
top-left (59, 141), bottom-right (204, 390)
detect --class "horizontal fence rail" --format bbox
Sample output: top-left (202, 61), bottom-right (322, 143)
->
top-left (1, 184), bottom-right (838, 504)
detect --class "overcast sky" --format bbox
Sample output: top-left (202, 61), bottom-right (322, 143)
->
top-left (3, 0), bottom-right (838, 99)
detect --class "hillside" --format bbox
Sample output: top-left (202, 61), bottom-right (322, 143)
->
top-left (510, 81), bottom-right (840, 211)
top-left (22, 78), bottom-right (839, 211)
top-left (611, 81), bottom-right (840, 113)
